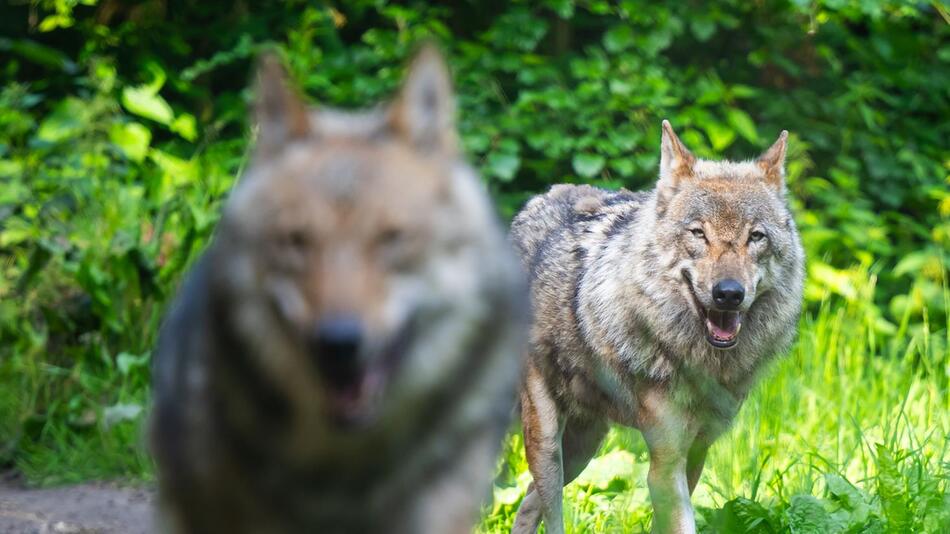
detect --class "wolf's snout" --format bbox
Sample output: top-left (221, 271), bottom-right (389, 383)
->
top-left (712, 279), bottom-right (745, 310)
top-left (309, 316), bottom-right (364, 383)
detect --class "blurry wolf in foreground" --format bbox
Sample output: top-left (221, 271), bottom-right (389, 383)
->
top-left (149, 47), bottom-right (528, 534)
top-left (510, 122), bottom-right (804, 534)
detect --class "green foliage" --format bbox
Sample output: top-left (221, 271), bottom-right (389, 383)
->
top-left (0, 0), bottom-right (947, 530)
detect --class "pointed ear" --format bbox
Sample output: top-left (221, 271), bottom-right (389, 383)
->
top-left (656, 120), bottom-right (696, 211)
top-left (660, 120), bottom-right (696, 180)
top-left (389, 45), bottom-right (457, 153)
top-left (253, 53), bottom-right (310, 156)
top-left (757, 130), bottom-right (789, 191)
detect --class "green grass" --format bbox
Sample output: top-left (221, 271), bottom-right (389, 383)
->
top-left (478, 276), bottom-right (950, 533)
top-left (2, 275), bottom-right (948, 532)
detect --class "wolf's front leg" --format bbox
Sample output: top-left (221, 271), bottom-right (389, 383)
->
top-left (640, 390), bottom-right (697, 534)
top-left (646, 447), bottom-right (694, 534)
top-left (515, 365), bottom-right (565, 534)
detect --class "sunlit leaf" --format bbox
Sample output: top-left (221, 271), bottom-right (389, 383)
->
top-left (109, 122), bottom-right (151, 162)
top-left (573, 153), bottom-right (606, 178)
top-left (705, 122), bottom-right (735, 151)
top-left (727, 108), bottom-right (759, 143)
top-left (486, 152), bottom-right (520, 182)
top-left (36, 97), bottom-right (88, 142)
top-left (122, 85), bottom-right (174, 126)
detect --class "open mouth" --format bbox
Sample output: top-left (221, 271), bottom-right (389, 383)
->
top-left (683, 273), bottom-right (743, 349)
top-left (320, 362), bottom-right (387, 429)
top-left (315, 319), bottom-right (415, 428)
top-left (704, 309), bottom-right (742, 348)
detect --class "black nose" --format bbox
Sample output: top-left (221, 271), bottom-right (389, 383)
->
top-left (712, 279), bottom-right (745, 309)
top-left (309, 316), bottom-right (363, 381)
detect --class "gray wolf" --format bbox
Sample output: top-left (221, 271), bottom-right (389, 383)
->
top-left (149, 47), bottom-right (528, 534)
top-left (509, 121), bottom-right (804, 534)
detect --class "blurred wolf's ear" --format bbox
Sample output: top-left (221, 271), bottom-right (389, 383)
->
top-left (254, 53), bottom-right (310, 156)
top-left (390, 44), bottom-right (457, 153)
top-left (757, 130), bottom-right (789, 192)
top-left (656, 120), bottom-right (696, 212)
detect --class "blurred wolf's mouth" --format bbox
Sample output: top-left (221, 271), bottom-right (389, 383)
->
top-left (316, 319), bottom-right (415, 429)
top-left (683, 272), bottom-right (742, 349)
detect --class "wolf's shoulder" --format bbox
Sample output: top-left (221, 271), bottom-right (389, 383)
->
top-left (512, 185), bottom-right (646, 236)
top-left (510, 184), bottom-right (648, 271)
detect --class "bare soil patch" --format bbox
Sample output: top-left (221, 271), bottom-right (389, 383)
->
top-left (0, 475), bottom-right (154, 534)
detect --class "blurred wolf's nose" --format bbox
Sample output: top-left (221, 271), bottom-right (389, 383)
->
top-left (712, 279), bottom-right (745, 309)
top-left (310, 316), bottom-right (363, 364)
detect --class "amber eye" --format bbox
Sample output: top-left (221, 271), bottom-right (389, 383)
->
top-left (749, 230), bottom-right (767, 243)
top-left (690, 228), bottom-right (705, 239)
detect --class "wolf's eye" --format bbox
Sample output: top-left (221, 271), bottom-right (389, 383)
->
top-left (749, 230), bottom-right (767, 243)
top-left (690, 228), bottom-right (705, 239)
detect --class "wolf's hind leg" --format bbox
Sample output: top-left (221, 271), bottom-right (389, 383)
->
top-left (511, 483), bottom-right (542, 534)
top-left (512, 412), bottom-right (607, 533)
top-left (514, 365), bottom-right (565, 534)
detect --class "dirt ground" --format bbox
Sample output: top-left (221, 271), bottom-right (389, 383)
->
top-left (0, 475), bottom-right (155, 534)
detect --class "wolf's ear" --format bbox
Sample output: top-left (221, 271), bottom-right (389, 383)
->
top-left (389, 45), bottom-right (457, 153)
top-left (656, 120), bottom-right (696, 210)
top-left (253, 53), bottom-right (310, 156)
top-left (756, 130), bottom-right (789, 191)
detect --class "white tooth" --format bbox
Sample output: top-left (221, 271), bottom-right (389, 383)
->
top-left (736, 323), bottom-right (742, 335)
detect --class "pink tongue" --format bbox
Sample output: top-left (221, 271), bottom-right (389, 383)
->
top-left (707, 310), bottom-right (740, 340)
top-left (708, 321), bottom-right (736, 340)
top-left (328, 370), bottom-right (384, 416)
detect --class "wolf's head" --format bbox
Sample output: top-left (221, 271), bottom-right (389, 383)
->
top-left (653, 121), bottom-right (801, 350)
top-left (211, 48), bottom-right (511, 431)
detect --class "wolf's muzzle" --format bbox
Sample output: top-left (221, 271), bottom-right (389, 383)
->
top-left (712, 279), bottom-right (745, 310)
top-left (309, 315), bottom-right (364, 385)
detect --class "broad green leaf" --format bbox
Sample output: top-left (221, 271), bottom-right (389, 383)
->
top-left (824, 473), bottom-right (871, 524)
top-left (713, 497), bottom-right (778, 533)
top-left (785, 495), bottom-right (832, 534)
top-left (109, 122), bottom-right (151, 162)
top-left (727, 108), bottom-right (759, 143)
top-left (573, 153), bottom-right (606, 178)
top-left (875, 444), bottom-right (912, 531)
top-left (603, 25), bottom-right (635, 52)
top-left (705, 122), bottom-right (735, 151)
top-left (171, 114), bottom-right (198, 142)
top-left (892, 251), bottom-right (931, 278)
top-left (122, 85), bottom-right (174, 126)
top-left (690, 19), bottom-right (716, 41)
top-left (486, 152), bottom-right (520, 182)
top-left (149, 148), bottom-right (199, 187)
top-left (36, 97), bottom-right (88, 143)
